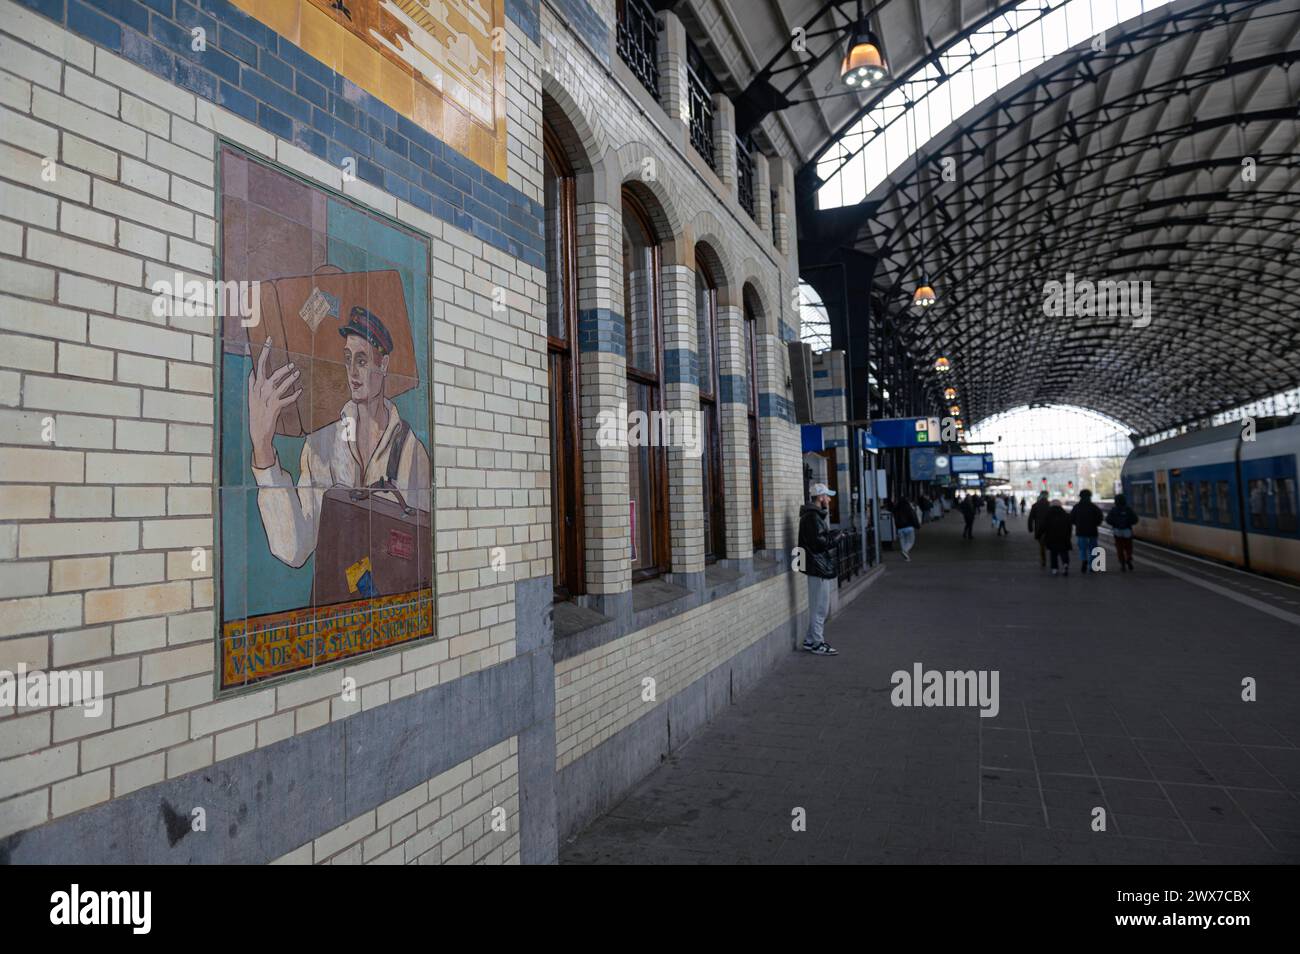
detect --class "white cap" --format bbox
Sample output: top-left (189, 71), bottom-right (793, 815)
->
top-left (810, 483), bottom-right (836, 498)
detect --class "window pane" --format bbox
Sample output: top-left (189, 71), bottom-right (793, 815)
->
top-left (1216, 480), bottom-right (1231, 525)
top-left (623, 205), bottom-right (656, 374)
top-left (1249, 479), bottom-right (1269, 529)
top-left (701, 408), bottom-right (715, 559)
top-left (544, 154), bottom-right (567, 341)
top-left (1279, 477), bottom-right (1297, 533)
top-left (695, 270), bottom-right (714, 394)
top-left (627, 382), bottom-right (656, 571)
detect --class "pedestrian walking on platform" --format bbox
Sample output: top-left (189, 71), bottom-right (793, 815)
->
top-left (1106, 493), bottom-right (1140, 571)
top-left (1044, 499), bottom-right (1073, 575)
top-left (1071, 489), bottom-right (1105, 574)
top-left (959, 495), bottom-right (976, 539)
top-left (1027, 491), bottom-right (1050, 568)
top-left (798, 483), bottom-right (840, 655)
top-left (890, 496), bottom-right (918, 561)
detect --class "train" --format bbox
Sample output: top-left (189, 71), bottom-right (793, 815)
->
top-left (1119, 415), bottom-right (1300, 582)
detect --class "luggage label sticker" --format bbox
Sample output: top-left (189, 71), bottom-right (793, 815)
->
top-left (346, 556), bottom-right (377, 597)
top-left (300, 287), bottom-right (341, 333)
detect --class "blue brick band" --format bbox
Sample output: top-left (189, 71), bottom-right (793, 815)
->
top-left (577, 308), bottom-right (626, 356)
top-left (662, 348), bottom-right (698, 387)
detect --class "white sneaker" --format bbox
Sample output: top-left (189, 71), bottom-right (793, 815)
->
top-left (901, 550), bottom-right (911, 562)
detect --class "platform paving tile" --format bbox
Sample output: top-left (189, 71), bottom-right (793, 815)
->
top-left (562, 513), bottom-right (1300, 863)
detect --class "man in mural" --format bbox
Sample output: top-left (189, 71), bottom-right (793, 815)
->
top-left (249, 306), bottom-right (432, 569)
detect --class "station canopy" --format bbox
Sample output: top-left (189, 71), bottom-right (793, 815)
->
top-left (734, 0), bottom-right (1300, 434)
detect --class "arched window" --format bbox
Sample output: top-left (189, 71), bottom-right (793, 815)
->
top-left (544, 128), bottom-right (583, 598)
top-left (745, 292), bottom-right (766, 550)
top-left (696, 258), bottom-right (725, 561)
top-left (623, 191), bottom-right (670, 578)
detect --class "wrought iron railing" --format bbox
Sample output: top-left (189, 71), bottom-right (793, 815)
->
top-left (735, 135), bottom-right (755, 220)
top-left (617, 0), bottom-right (660, 100)
top-left (687, 65), bottom-right (715, 169)
top-left (836, 528), bottom-right (864, 586)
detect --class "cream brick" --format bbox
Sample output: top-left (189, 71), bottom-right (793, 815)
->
top-left (0, 789), bottom-right (47, 839)
top-left (22, 375), bottom-right (138, 417)
top-left (113, 552), bottom-right (165, 586)
top-left (0, 593), bottom-right (79, 636)
top-left (117, 221), bottom-right (167, 261)
top-left (193, 100), bottom-right (272, 156)
top-left (27, 228), bottom-right (141, 285)
top-left (53, 486), bottom-right (111, 518)
top-left (0, 447), bottom-right (83, 480)
top-left (86, 452), bottom-right (191, 484)
top-left (167, 737), bottom-right (212, 777)
top-left (0, 103), bottom-right (59, 156)
top-left (214, 723), bottom-right (256, 761)
top-left (112, 751), bottom-right (165, 796)
top-left (147, 134), bottom-right (213, 187)
top-left (140, 517), bottom-right (211, 549)
top-left (0, 257), bottom-right (56, 298)
top-left (51, 412), bottom-right (114, 450)
top-left (52, 699), bottom-right (114, 743)
top-left (62, 132), bottom-right (117, 179)
top-left (170, 177), bottom-right (214, 215)
top-left (0, 560), bottom-right (49, 598)
top-left (0, 35), bottom-right (60, 91)
top-left (190, 688), bottom-right (275, 739)
top-left (95, 52), bottom-right (195, 120)
top-left (0, 181), bottom-right (57, 228)
top-left (89, 316), bottom-right (191, 362)
top-left (56, 342), bottom-right (114, 380)
top-left (92, 179), bottom-right (190, 237)
top-left (167, 423), bottom-right (211, 453)
top-left (59, 201), bottom-right (116, 245)
top-left (58, 273), bottom-right (114, 313)
top-left (0, 71), bottom-right (30, 111)
top-left (295, 699), bottom-right (330, 734)
top-left (0, 484), bottom-right (50, 519)
top-left (20, 520), bottom-right (138, 560)
top-left (167, 360), bottom-right (212, 393)
top-left (0, 218), bottom-right (20, 255)
top-left (142, 389), bottom-right (210, 423)
top-left (315, 813), bottom-right (376, 862)
top-left (84, 580), bottom-right (190, 624)
top-left (51, 625), bottom-right (111, 666)
top-left (120, 155), bottom-right (169, 198)
top-left (115, 685), bottom-right (167, 727)
top-left (115, 486), bottom-right (166, 517)
top-left (166, 486), bottom-right (211, 515)
top-left (1, 2), bottom-right (95, 71)
top-left (140, 642), bottom-right (210, 685)
top-left (271, 843), bottom-right (313, 865)
top-left (51, 768), bottom-right (111, 817)
top-left (63, 67), bottom-right (118, 116)
top-left (113, 617), bottom-right (167, 655)
top-left (81, 713), bottom-right (188, 772)
top-left (0, 743), bottom-right (77, 799)
top-left (256, 712), bottom-right (294, 748)
top-left (0, 142), bottom-right (90, 203)
top-left (31, 87), bottom-right (145, 157)
top-left (116, 419), bottom-right (167, 452)
top-left (50, 556), bottom-right (110, 592)
top-left (167, 673), bottom-right (212, 711)
top-left (117, 353), bottom-right (167, 387)
top-left (121, 93), bottom-right (170, 137)
top-left (0, 633), bottom-right (47, 670)
top-left (0, 711), bottom-right (50, 760)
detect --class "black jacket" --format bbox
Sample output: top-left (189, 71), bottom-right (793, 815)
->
top-left (1027, 499), bottom-right (1050, 537)
top-left (892, 500), bottom-right (917, 530)
top-left (1043, 505), bottom-right (1073, 550)
top-left (798, 503), bottom-right (839, 579)
top-left (1106, 505), bottom-right (1139, 531)
top-left (1071, 499), bottom-right (1105, 536)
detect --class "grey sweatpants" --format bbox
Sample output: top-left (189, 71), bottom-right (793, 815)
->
top-left (806, 575), bottom-right (834, 645)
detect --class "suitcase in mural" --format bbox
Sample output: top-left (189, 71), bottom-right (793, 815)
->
top-left (312, 484), bottom-right (432, 606)
top-left (246, 266), bottom-right (419, 437)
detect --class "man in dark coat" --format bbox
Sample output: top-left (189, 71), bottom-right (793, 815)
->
top-left (1043, 499), bottom-right (1073, 576)
top-left (959, 495), bottom-right (976, 539)
top-left (798, 483), bottom-right (840, 655)
top-left (1071, 488), bottom-right (1105, 574)
top-left (1026, 491), bottom-right (1051, 568)
top-left (1106, 492), bottom-right (1140, 571)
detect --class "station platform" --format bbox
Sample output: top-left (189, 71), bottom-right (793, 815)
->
top-left (562, 510), bottom-right (1300, 864)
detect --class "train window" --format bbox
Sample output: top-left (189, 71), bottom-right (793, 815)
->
top-left (1175, 482), bottom-right (1191, 520)
top-left (1279, 478), bottom-right (1298, 533)
top-left (1216, 481), bottom-right (1231, 525)
top-left (1198, 482), bottom-right (1212, 522)
top-left (1248, 479), bottom-right (1270, 530)
top-left (1157, 478), bottom-right (1167, 518)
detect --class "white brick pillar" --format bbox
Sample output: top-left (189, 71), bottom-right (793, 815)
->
top-left (768, 155), bottom-right (794, 256)
top-left (661, 256), bottom-right (703, 578)
top-left (716, 302), bottom-right (752, 560)
top-left (575, 197), bottom-right (630, 599)
top-left (712, 93), bottom-right (736, 192)
top-left (753, 151), bottom-right (772, 237)
top-left (657, 9), bottom-right (690, 125)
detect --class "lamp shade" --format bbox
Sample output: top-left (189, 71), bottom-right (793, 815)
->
top-left (913, 283), bottom-right (936, 307)
top-left (841, 28), bottom-right (890, 87)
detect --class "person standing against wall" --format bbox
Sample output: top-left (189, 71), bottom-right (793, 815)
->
top-left (1071, 488), bottom-right (1105, 574)
top-left (1106, 492), bottom-right (1140, 571)
top-left (799, 483), bottom-right (841, 655)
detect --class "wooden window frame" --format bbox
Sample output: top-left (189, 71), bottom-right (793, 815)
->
top-left (623, 191), bottom-right (671, 581)
top-left (744, 298), bottom-right (766, 551)
top-left (544, 128), bottom-right (585, 600)
top-left (696, 260), bottom-right (725, 562)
